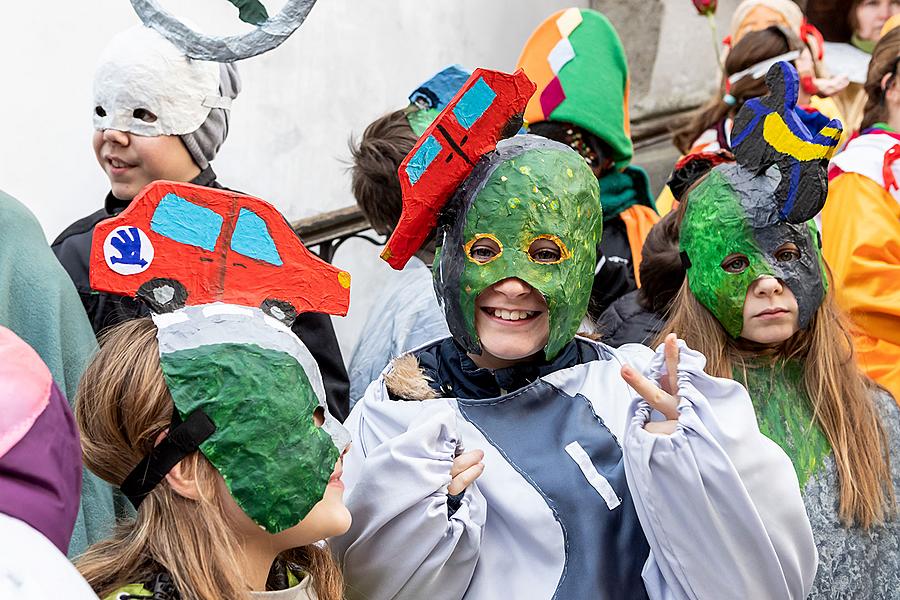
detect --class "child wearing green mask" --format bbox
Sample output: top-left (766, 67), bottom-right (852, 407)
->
top-left (331, 68), bottom-right (818, 600)
top-left (75, 313), bottom-right (351, 600)
top-left (662, 61), bottom-right (899, 599)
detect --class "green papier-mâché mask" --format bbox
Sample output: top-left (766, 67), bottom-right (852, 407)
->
top-left (680, 165), bottom-right (827, 338)
top-left (434, 135), bottom-right (602, 359)
top-left (680, 61), bottom-right (838, 338)
top-left (153, 305), bottom-right (350, 533)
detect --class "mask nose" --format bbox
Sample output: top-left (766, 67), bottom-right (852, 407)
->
top-left (751, 275), bottom-right (783, 297)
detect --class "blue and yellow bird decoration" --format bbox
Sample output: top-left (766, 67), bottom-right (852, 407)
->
top-left (731, 61), bottom-right (842, 223)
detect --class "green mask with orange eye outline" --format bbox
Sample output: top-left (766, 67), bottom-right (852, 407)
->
top-left (434, 135), bottom-right (602, 360)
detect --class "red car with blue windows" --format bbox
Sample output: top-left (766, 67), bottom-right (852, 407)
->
top-left (90, 181), bottom-right (350, 324)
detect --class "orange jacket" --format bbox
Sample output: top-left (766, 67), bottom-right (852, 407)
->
top-left (619, 204), bottom-right (660, 287)
top-left (822, 171), bottom-right (900, 404)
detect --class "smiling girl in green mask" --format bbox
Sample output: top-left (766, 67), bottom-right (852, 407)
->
top-left (331, 66), bottom-right (822, 600)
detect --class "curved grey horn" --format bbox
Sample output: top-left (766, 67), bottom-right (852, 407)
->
top-left (130, 0), bottom-right (318, 62)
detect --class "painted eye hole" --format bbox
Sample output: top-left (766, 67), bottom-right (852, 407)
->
top-left (721, 253), bottom-right (750, 274)
top-left (526, 235), bottom-right (571, 264)
top-left (466, 235), bottom-right (502, 264)
top-left (774, 243), bottom-right (801, 263)
top-left (528, 238), bottom-right (562, 263)
top-left (133, 108), bottom-right (158, 123)
top-left (94, 106), bottom-right (106, 117)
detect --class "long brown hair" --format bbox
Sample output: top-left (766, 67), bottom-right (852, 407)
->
top-left (674, 26), bottom-right (802, 153)
top-left (861, 26), bottom-right (900, 129)
top-left (74, 318), bottom-right (344, 600)
top-left (659, 277), bottom-right (895, 528)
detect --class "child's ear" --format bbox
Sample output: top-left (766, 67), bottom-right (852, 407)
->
top-left (165, 458), bottom-right (202, 501)
top-left (154, 430), bottom-right (202, 501)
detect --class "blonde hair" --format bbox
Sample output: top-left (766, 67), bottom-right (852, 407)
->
top-left (74, 318), bottom-right (344, 600)
top-left (659, 280), bottom-right (895, 528)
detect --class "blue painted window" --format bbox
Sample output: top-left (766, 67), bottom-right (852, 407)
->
top-left (405, 135), bottom-right (442, 186)
top-left (453, 77), bottom-right (496, 130)
top-left (230, 208), bottom-right (283, 266)
top-left (150, 193), bottom-right (223, 251)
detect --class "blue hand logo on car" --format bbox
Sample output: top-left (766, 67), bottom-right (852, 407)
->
top-left (110, 227), bottom-right (148, 267)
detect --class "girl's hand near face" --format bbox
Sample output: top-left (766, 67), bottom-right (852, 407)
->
top-left (621, 333), bottom-right (681, 434)
top-left (448, 449), bottom-right (485, 495)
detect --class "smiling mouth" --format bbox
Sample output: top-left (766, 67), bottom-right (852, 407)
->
top-left (481, 307), bottom-right (540, 322)
top-left (107, 157), bottom-right (134, 170)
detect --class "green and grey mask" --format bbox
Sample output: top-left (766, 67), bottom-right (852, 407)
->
top-left (680, 164), bottom-right (827, 338)
top-left (434, 135), bottom-right (602, 360)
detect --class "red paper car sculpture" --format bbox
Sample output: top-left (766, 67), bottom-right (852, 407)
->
top-left (380, 68), bottom-right (537, 270)
top-left (90, 181), bottom-right (350, 324)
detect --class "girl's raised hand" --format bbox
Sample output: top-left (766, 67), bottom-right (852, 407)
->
top-left (448, 449), bottom-right (485, 495)
top-left (621, 333), bottom-right (681, 432)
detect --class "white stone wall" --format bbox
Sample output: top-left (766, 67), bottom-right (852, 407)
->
top-left (0, 0), bottom-right (587, 356)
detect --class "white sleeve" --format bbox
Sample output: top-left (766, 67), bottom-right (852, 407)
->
top-left (330, 386), bottom-right (485, 600)
top-left (623, 341), bottom-right (817, 600)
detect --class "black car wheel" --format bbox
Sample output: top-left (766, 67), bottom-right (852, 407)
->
top-left (137, 278), bottom-right (188, 313)
top-left (261, 298), bottom-right (298, 325)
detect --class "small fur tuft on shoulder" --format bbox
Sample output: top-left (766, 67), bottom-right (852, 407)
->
top-left (385, 354), bottom-right (439, 400)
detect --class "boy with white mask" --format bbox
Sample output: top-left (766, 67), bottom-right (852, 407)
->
top-left (53, 26), bottom-right (238, 332)
top-left (53, 25), bottom-right (352, 419)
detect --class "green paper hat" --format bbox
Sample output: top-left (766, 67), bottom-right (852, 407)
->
top-left (517, 8), bottom-right (633, 168)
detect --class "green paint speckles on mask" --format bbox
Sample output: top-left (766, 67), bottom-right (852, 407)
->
top-left (736, 361), bottom-right (831, 487)
top-left (160, 343), bottom-right (338, 533)
top-left (680, 170), bottom-right (771, 337)
top-left (458, 147), bottom-right (601, 359)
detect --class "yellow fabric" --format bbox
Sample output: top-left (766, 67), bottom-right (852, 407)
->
top-left (882, 14), bottom-right (900, 38)
top-left (619, 204), bottom-right (661, 287)
top-left (656, 185), bottom-right (677, 216)
top-left (822, 172), bottom-right (900, 404)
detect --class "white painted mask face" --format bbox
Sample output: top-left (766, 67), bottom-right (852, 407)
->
top-left (93, 26), bottom-right (230, 137)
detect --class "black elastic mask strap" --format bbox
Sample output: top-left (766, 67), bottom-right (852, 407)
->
top-left (121, 409), bottom-right (217, 509)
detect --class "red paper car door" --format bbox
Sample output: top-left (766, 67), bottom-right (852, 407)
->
top-left (91, 182), bottom-right (230, 310)
top-left (222, 201), bottom-right (351, 320)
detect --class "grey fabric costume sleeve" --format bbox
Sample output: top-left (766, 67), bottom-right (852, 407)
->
top-left (622, 341), bottom-right (818, 600)
top-left (331, 396), bottom-right (485, 600)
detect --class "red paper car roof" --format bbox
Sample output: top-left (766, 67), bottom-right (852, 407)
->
top-left (90, 181), bottom-right (350, 320)
top-left (380, 68), bottom-right (536, 270)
